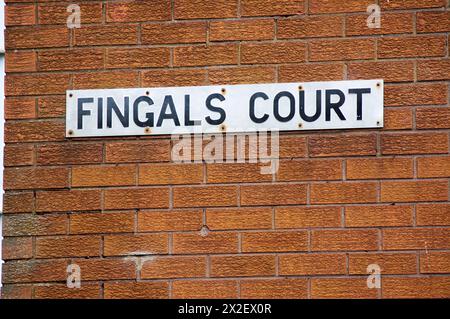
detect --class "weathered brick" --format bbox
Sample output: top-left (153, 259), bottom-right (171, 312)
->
top-left (311, 182), bottom-right (377, 204)
top-left (417, 11), bottom-right (450, 33)
top-left (380, 0), bottom-right (446, 9)
top-left (206, 207), bottom-right (272, 230)
top-left (142, 22), bottom-right (207, 44)
top-left (4, 167), bottom-right (69, 190)
top-left (36, 190), bottom-right (101, 212)
top-left (309, 134), bottom-right (377, 157)
top-left (416, 204), bottom-right (450, 226)
top-left (346, 12), bottom-right (413, 36)
top-left (5, 4), bottom-right (35, 25)
top-left (5, 121), bottom-right (65, 143)
top-left (378, 36), bottom-right (446, 58)
top-left (417, 59), bottom-right (450, 81)
top-left (70, 212), bottom-right (135, 234)
top-left (349, 253), bottom-right (417, 275)
top-left (73, 258), bottom-right (136, 281)
top-left (280, 253), bottom-right (346, 275)
top-left (345, 205), bottom-right (413, 227)
top-left (309, 39), bottom-right (375, 61)
top-left (2, 192), bottom-right (34, 214)
top-left (4, 144), bottom-right (34, 166)
top-left (141, 256), bottom-right (206, 279)
top-left (416, 108), bottom-right (450, 130)
top-left (172, 232), bottom-right (238, 254)
top-left (275, 206), bottom-right (341, 228)
top-left (346, 158), bottom-right (414, 179)
top-left (106, 0), bottom-right (171, 22)
top-left (34, 284), bottom-right (101, 299)
top-left (104, 233), bottom-right (168, 256)
top-left (38, 48), bottom-right (104, 71)
top-left (104, 282), bottom-right (168, 299)
top-left (311, 278), bottom-right (377, 298)
top-left (2, 259), bottom-right (67, 283)
top-left (37, 96), bottom-right (65, 118)
top-left (5, 97), bottom-right (36, 119)
top-left (210, 19), bottom-right (274, 41)
top-left (382, 277), bottom-right (450, 298)
top-left (417, 156), bottom-right (450, 178)
top-left (0, 285), bottom-right (33, 299)
top-left (3, 214), bottom-right (66, 237)
top-left (138, 210), bottom-right (203, 232)
top-left (36, 236), bottom-right (101, 258)
top-left (2, 237), bottom-right (33, 260)
top-left (6, 26), bottom-right (68, 49)
top-left (381, 133), bottom-right (448, 155)
top-left (278, 16), bottom-right (343, 39)
top-left (383, 228), bottom-right (450, 250)
top-left (6, 51), bottom-right (36, 72)
top-left (173, 186), bottom-right (238, 208)
top-left (104, 188), bottom-right (170, 210)
top-left (242, 231), bottom-right (308, 253)
top-left (172, 280), bottom-right (238, 299)
top-left (241, 183), bottom-right (307, 206)
top-left (6, 74), bottom-right (70, 96)
top-left (37, 143), bottom-right (103, 165)
top-left (311, 229), bottom-right (379, 251)
top-left (420, 252), bottom-right (450, 274)
top-left (39, 3), bottom-right (102, 24)
top-left (240, 279), bottom-right (308, 299)
top-left (210, 255), bottom-right (276, 277)
top-left (74, 25), bottom-right (138, 46)
top-left (241, 42), bottom-right (306, 64)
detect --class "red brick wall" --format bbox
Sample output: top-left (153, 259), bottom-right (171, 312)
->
top-left (2, 0), bottom-right (450, 299)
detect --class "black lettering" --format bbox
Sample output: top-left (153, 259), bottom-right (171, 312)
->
top-left (133, 96), bottom-right (154, 127)
top-left (325, 89), bottom-right (346, 121)
top-left (97, 98), bottom-right (103, 129)
top-left (299, 90), bottom-right (321, 122)
top-left (249, 92), bottom-right (269, 124)
top-left (274, 91), bottom-right (295, 122)
top-left (184, 95), bottom-right (201, 126)
top-left (157, 95), bottom-right (180, 127)
top-left (205, 93), bottom-right (226, 125)
top-left (349, 88), bottom-right (371, 120)
top-left (77, 97), bottom-right (93, 130)
top-left (107, 96), bottom-right (130, 128)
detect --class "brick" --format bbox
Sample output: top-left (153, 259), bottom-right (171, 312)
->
top-left (309, 39), bottom-right (375, 61)
top-left (242, 231), bottom-right (308, 253)
top-left (384, 108), bottom-right (413, 130)
top-left (210, 255), bottom-right (276, 277)
top-left (278, 63), bottom-right (344, 82)
top-left (346, 158), bottom-right (414, 180)
top-left (349, 253), bottom-right (417, 275)
top-left (280, 135), bottom-right (308, 158)
top-left (348, 61), bottom-right (414, 83)
top-left (381, 133), bottom-right (448, 155)
top-left (417, 11), bottom-right (450, 33)
top-left (4, 144), bottom-right (34, 166)
top-left (417, 204), bottom-right (450, 226)
top-left (206, 207), bottom-right (272, 230)
top-left (73, 71), bottom-right (139, 90)
top-left (141, 256), bottom-right (206, 279)
top-left (104, 282), bottom-right (168, 299)
top-left (240, 279), bottom-right (308, 298)
top-left (36, 190), bottom-right (101, 212)
top-left (2, 192), bottom-right (34, 214)
top-left (383, 228), bottom-right (450, 250)
top-left (346, 205), bottom-right (413, 227)
top-left (173, 44), bottom-right (238, 67)
top-left (138, 210), bottom-right (203, 232)
top-left (378, 36), bottom-right (446, 58)
top-left (139, 163), bottom-right (203, 185)
top-left (5, 4), bottom-right (35, 25)
top-left (5, 97), bottom-right (36, 119)
top-left (5, 121), bottom-right (65, 143)
top-left (3, 214), bottom-right (66, 237)
top-left (173, 185), bottom-right (238, 208)
top-left (106, 0), bottom-right (170, 22)
top-left (210, 19), bottom-right (274, 41)
top-left (6, 74), bottom-right (70, 96)
top-left (38, 48), bottom-right (104, 71)
top-left (38, 96), bottom-right (65, 118)
top-left (104, 234), bottom-right (168, 256)
top-left (4, 167), bottom-right (68, 190)
top-left (6, 51), bottom-right (36, 72)
top-left (241, 183), bottom-right (307, 206)
top-left (106, 48), bottom-right (170, 69)
top-left (209, 66), bottom-right (276, 85)
top-left (278, 159), bottom-right (342, 181)
top-left (381, 181), bottom-right (448, 203)
top-left (309, 134), bottom-right (376, 157)
top-left (2, 259), bottom-right (67, 284)
top-left (241, 0), bottom-right (305, 16)
top-left (74, 25), bottom-right (138, 46)
top-left (346, 13), bottom-right (413, 36)
top-left (420, 252), bottom-right (450, 274)
top-left (39, 3), bottom-right (102, 24)
top-left (172, 280), bottom-right (238, 299)
top-left (280, 253), bottom-right (346, 275)
top-left (174, 0), bottom-right (238, 19)
top-left (104, 188), bottom-right (169, 210)
top-left (380, 0), bottom-right (446, 9)
top-left (34, 284), bottom-right (101, 299)
top-left (311, 278), bottom-right (377, 298)
top-left (6, 26), bottom-right (68, 49)
top-left (105, 140), bottom-right (170, 163)
top-left (173, 232), bottom-right (238, 254)
top-left (70, 212), bottom-right (134, 234)
top-left (2, 237), bottom-right (33, 260)
top-left (207, 163), bottom-right (272, 183)
top-left (36, 236), bottom-right (101, 258)
top-left (416, 108), bottom-right (450, 129)
top-left (1, 285), bottom-right (33, 299)
top-left (417, 59), bottom-right (450, 81)
top-left (275, 206), bottom-right (341, 228)
top-left (241, 42), bottom-right (306, 64)
top-left (73, 258), bottom-right (136, 281)
top-left (142, 22), bottom-right (207, 44)
top-left (311, 229), bottom-right (379, 251)
top-left (278, 16), bottom-right (343, 39)
top-left (311, 182), bottom-right (377, 204)
top-left (72, 165), bottom-right (136, 187)
top-left (418, 156), bottom-right (450, 178)
top-left (37, 143), bottom-right (103, 165)
top-left (142, 69), bottom-right (207, 87)
top-left (383, 277), bottom-right (450, 298)
top-left (384, 83), bottom-right (448, 106)
top-left (309, 0), bottom-right (372, 13)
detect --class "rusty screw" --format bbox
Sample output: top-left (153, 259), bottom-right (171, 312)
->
top-left (298, 85), bottom-right (303, 91)
top-left (69, 93), bottom-right (73, 97)
top-left (221, 88), bottom-right (226, 94)
top-left (144, 127), bottom-right (151, 134)
top-left (298, 123), bottom-right (303, 128)
top-left (376, 83), bottom-right (381, 88)
top-left (220, 124), bottom-right (226, 132)
top-left (68, 129), bottom-right (74, 136)
top-left (146, 91), bottom-right (150, 95)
